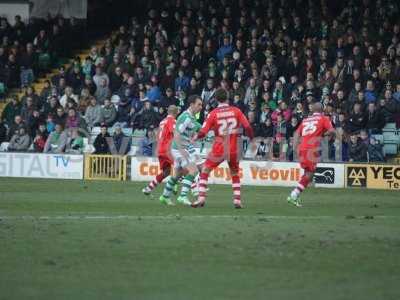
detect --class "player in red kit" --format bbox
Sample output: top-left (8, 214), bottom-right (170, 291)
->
top-left (142, 105), bottom-right (179, 195)
top-left (191, 89), bottom-right (254, 208)
top-left (287, 102), bottom-right (335, 207)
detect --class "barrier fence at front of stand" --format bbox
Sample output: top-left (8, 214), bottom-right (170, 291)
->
top-left (84, 155), bottom-right (127, 181)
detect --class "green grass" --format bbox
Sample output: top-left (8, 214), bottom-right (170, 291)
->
top-left (0, 178), bottom-right (399, 300)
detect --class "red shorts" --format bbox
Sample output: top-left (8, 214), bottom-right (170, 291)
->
top-left (299, 149), bottom-right (320, 172)
top-left (204, 151), bottom-right (240, 173)
top-left (158, 155), bottom-right (172, 172)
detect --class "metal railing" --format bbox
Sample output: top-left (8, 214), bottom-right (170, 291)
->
top-left (84, 155), bottom-right (127, 181)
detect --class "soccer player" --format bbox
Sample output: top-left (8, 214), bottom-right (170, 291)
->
top-left (191, 88), bottom-right (254, 208)
top-left (287, 102), bottom-right (335, 207)
top-left (142, 105), bottom-right (179, 195)
top-left (159, 95), bottom-right (203, 206)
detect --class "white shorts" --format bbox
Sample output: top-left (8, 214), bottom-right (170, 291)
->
top-left (171, 149), bottom-right (201, 170)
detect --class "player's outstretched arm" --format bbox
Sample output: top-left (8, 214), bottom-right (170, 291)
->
top-left (196, 113), bottom-right (214, 140)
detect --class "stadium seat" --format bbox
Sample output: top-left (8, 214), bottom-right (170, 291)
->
top-left (383, 143), bottom-right (398, 155)
top-left (383, 131), bottom-right (399, 144)
top-left (383, 123), bottom-right (397, 131)
top-left (133, 129), bottom-right (146, 138)
top-left (107, 127), bottom-right (132, 136)
top-left (131, 137), bottom-right (142, 147)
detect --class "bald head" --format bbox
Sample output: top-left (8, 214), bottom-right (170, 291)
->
top-left (168, 105), bottom-right (179, 117)
top-left (312, 102), bottom-right (323, 113)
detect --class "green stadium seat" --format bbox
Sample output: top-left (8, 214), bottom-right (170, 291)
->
top-left (383, 131), bottom-right (398, 143)
top-left (383, 143), bottom-right (398, 155)
top-left (131, 137), bottom-right (142, 147)
top-left (383, 123), bottom-right (397, 131)
top-left (133, 129), bottom-right (146, 138)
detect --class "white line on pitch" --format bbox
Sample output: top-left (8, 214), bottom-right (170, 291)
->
top-left (0, 215), bottom-right (398, 220)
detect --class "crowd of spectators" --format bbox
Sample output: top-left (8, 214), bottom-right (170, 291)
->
top-left (1, 0), bottom-right (400, 161)
top-left (0, 14), bottom-right (85, 94)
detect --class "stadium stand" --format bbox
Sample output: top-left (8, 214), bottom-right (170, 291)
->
top-left (0, 0), bottom-right (400, 163)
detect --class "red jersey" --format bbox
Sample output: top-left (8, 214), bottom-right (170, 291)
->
top-left (157, 115), bottom-right (176, 156)
top-left (197, 103), bottom-right (254, 155)
top-left (296, 113), bottom-right (334, 150)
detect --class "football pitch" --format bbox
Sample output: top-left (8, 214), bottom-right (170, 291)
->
top-left (0, 178), bottom-right (399, 300)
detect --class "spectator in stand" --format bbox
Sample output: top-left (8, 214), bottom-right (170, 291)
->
top-left (32, 123), bottom-right (48, 153)
top-left (109, 66), bottom-right (123, 93)
top-left (46, 114), bottom-right (56, 133)
top-left (3, 0), bottom-right (400, 162)
top-left (347, 103), bottom-right (367, 133)
top-left (161, 88), bottom-right (178, 108)
top-left (139, 129), bottom-right (154, 157)
top-left (65, 128), bottom-right (84, 154)
top-left (174, 69), bottom-right (190, 92)
top-left (65, 108), bottom-right (85, 130)
top-left (67, 63), bottom-right (84, 92)
top-left (85, 97), bottom-right (103, 128)
top-left (368, 137), bottom-right (385, 162)
top-left (232, 93), bottom-right (246, 112)
top-left (348, 133), bottom-right (368, 162)
top-left (42, 96), bottom-right (59, 118)
top-left (201, 79), bottom-right (216, 105)
top-left (0, 117), bottom-right (7, 145)
top-left (145, 80), bottom-right (162, 105)
top-left (359, 130), bottom-right (370, 147)
top-left (366, 102), bottom-right (385, 134)
top-left (256, 140), bottom-right (267, 159)
top-left (39, 80), bottom-right (52, 102)
top-left (44, 123), bottom-right (67, 153)
top-left (393, 84), bottom-right (400, 103)
top-left (8, 127), bottom-right (31, 152)
top-left (139, 101), bottom-right (158, 130)
top-left (93, 66), bottom-right (109, 89)
top-left (101, 99), bottom-right (117, 127)
top-left (7, 115), bottom-right (25, 141)
top-left (20, 97), bottom-right (36, 122)
top-left (2, 97), bottom-right (21, 126)
top-left (26, 110), bottom-right (42, 138)
top-left (54, 107), bottom-right (67, 127)
top-left (33, 131), bottom-right (47, 153)
top-left (364, 80), bottom-right (377, 104)
top-left (112, 124), bottom-right (131, 154)
top-left (258, 118), bottom-right (274, 138)
top-left (217, 37), bottom-right (233, 62)
top-left (19, 43), bottom-right (36, 88)
top-left (93, 124), bottom-right (110, 154)
top-left (286, 116), bottom-right (300, 140)
top-left (94, 78), bottom-right (111, 105)
top-left (60, 86), bottom-right (79, 108)
top-left (115, 96), bottom-right (131, 128)
top-left (82, 75), bottom-right (97, 95)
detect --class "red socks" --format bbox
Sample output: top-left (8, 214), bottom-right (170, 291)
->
top-left (232, 175), bottom-right (241, 201)
top-left (198, 172), bottom-right (209, 202)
